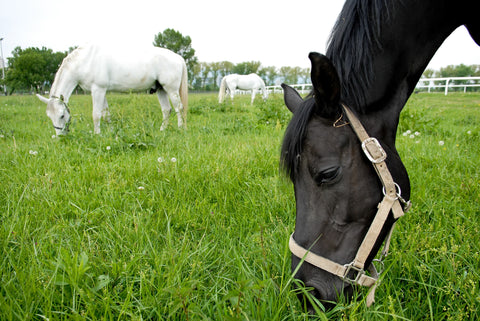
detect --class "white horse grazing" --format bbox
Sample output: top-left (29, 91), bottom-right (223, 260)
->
top-left (37, 44), bottom-right (188, 135)
top-left (218, 73), bottom-right (268, 105)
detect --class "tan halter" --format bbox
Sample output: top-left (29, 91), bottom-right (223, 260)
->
top-left (289, 104), bottom-right (411, 307)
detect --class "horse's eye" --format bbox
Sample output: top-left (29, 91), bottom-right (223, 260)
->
top-left (315, 166), bottom-right (341, 185)
top-left (60, 115), bottom-right (65, 119)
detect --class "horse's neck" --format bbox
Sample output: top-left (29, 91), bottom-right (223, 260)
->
top-left (330, 0), bottom-right (469, 116)
top-left (50, 62), bottom-right (78, 102)
top-left (329, 0), bottom-right (476, 144)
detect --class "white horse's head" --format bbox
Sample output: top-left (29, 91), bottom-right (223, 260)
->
top-left (36, 94), bottom-right (71, 135)
top-left (262, 89), bottom-right (269, 101)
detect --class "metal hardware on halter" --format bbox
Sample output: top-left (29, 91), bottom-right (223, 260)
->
top-left (372, 258), bottom-right (385, 275)
top-left (342, 262), bottom-right (365, 285)
top-left (361, 137), bottom-right (387, 163)
top-left (382, 183), bottom-right (412, 212)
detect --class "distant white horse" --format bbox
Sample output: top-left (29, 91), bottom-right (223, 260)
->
top-left (37, 44), bottom-right (188, 135)
top-left (218, 73), bottom-right (268, 105)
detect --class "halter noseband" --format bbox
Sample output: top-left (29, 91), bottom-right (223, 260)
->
top-left (289, 104), bottom-right (411, 307)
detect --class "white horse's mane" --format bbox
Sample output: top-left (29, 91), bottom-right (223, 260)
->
top-left (50, 46), bottom-right (84, 95)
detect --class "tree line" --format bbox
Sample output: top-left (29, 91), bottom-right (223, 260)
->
top-left (1, 28), bottom-right (478, 94)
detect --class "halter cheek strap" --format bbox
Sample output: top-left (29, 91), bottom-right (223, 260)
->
top-left (50, 95), bottom-right (71, 131)
top-left (289, 104), bottom-right (411, 307)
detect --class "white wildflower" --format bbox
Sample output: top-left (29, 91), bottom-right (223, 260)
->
top-left (467, 130), bottom-right (472, 135)
top-left (439, 141), bottom-right (445, 146)
top-left (406, 130), bottom-right (412, 134)
top-left (29, 150), bottom-right (38, 155)
top-left (106, 146), bottom-right (111, 151)
top-left (171, 157), bottom-right (177, 163)
top-left (138, 186), bottom-right (145, 191)
top-left (415, 131), bottom-right (420, 136)
top-left (409, 135), bottom-right (415, 139)
top-left (157, 157), bottom-right (164, 163)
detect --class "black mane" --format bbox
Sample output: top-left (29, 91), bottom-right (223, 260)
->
top-left (326, 0), bottom-right (392, 112)
top-left (282, 0), bottom-right (395, 178)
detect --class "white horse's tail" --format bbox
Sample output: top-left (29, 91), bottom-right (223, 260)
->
top-left (218, 77), bottom-right (227, 103)
top-left (180, 61), bottom-right (189, 128)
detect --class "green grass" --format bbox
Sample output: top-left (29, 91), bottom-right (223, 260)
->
top-left (0, 92), bottom-right (479, 320)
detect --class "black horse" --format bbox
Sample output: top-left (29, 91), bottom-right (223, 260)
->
top-left (281, 0), bottom-right (480, 309)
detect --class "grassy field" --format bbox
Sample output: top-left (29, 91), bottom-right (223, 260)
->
top-left (0, 92), bottom-right (479, 320)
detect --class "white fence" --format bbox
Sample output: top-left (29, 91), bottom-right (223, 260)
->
top-left (233, 84), bottom-right (312, 96)
top-left (416, 77), bottom-right (480, 95)
top-left (265, 84), bottom-right (312, 94)
top-left (237, 78), bottom-right (480, 96)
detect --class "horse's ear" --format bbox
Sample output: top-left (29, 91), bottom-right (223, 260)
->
top-left (36, 94), bottom-right (50, 104)
top-left (309, 52), bottom-right (341, 117)
top-left (281, 83), bottom-right (303, 114)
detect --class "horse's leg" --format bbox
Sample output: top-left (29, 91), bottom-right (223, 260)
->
top-left (229, 88), bottom-right (235, 103)
top-left (91, 86), bottom-right (107, 134)
top-left (250, 90), bottom-right (256, 105)
top-left (102, 97), bottom-right (111, 123)
top-left (167, 90), bottom-right (184, 128)
top-left (156, 90), bottom-right (172, 131)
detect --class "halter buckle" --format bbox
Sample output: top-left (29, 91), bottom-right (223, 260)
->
top-left (361, 137), bottom-right (386, 164)
top-left (343, 263), bottom-right (365, 285)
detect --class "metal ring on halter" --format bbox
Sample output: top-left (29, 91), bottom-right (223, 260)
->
top-left (382, 182), bottom-right (411, 211)
top-left (372, 258), bottom-right (385, 274)
top-left (382, 182), bottom-right (401, 198)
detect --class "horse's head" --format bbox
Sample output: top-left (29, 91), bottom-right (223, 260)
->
top-left (37, 94), bottom-right (71, 135)
top-left (262, 88), bottom-right (269, 101)
top-left (281, 53), bottom-right (410, 309)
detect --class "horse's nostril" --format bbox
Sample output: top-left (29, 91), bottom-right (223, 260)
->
top-left (304, 282), bottom-right (324, 299)
top-left (302, 282), bottom-right (338, 311)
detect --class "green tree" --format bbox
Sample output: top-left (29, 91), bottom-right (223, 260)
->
top-left (439, 64), bottom-right (472, 77)
top-left (209, 62), bottom-right (224, 90)
top-left (217, 61), bottom-right (234, 79)
top-left (192, 62), bottom-right (212, 90)
top-left (153, 28), bottom-right (198, 83)
top-left (5, 46), bottom-right (66, 94)
top-left (279, 66), bottom-right (298, 84)
top-left (258, 66), bottom-right (278, 86)
top-left (232, 61), bottom-right (261, 75)
top-left (422, 68), bottom-right (435, 78)
top-left (298, 68), bottom-right (310, 84)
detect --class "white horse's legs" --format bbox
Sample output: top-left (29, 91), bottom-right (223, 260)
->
top-left (156, 90), bottom-right (172, 131)
top-left (167, 91), bottom-right (184, 128)
top-left (91, 87), bottom-right (107, 134)
top-left (250, 90), bottom-right (257, 105)
top-left (102, 98), bottom-right (111, 123)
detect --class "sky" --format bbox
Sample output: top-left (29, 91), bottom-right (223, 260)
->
top-left (1, 0), bottom-right (479, 71)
